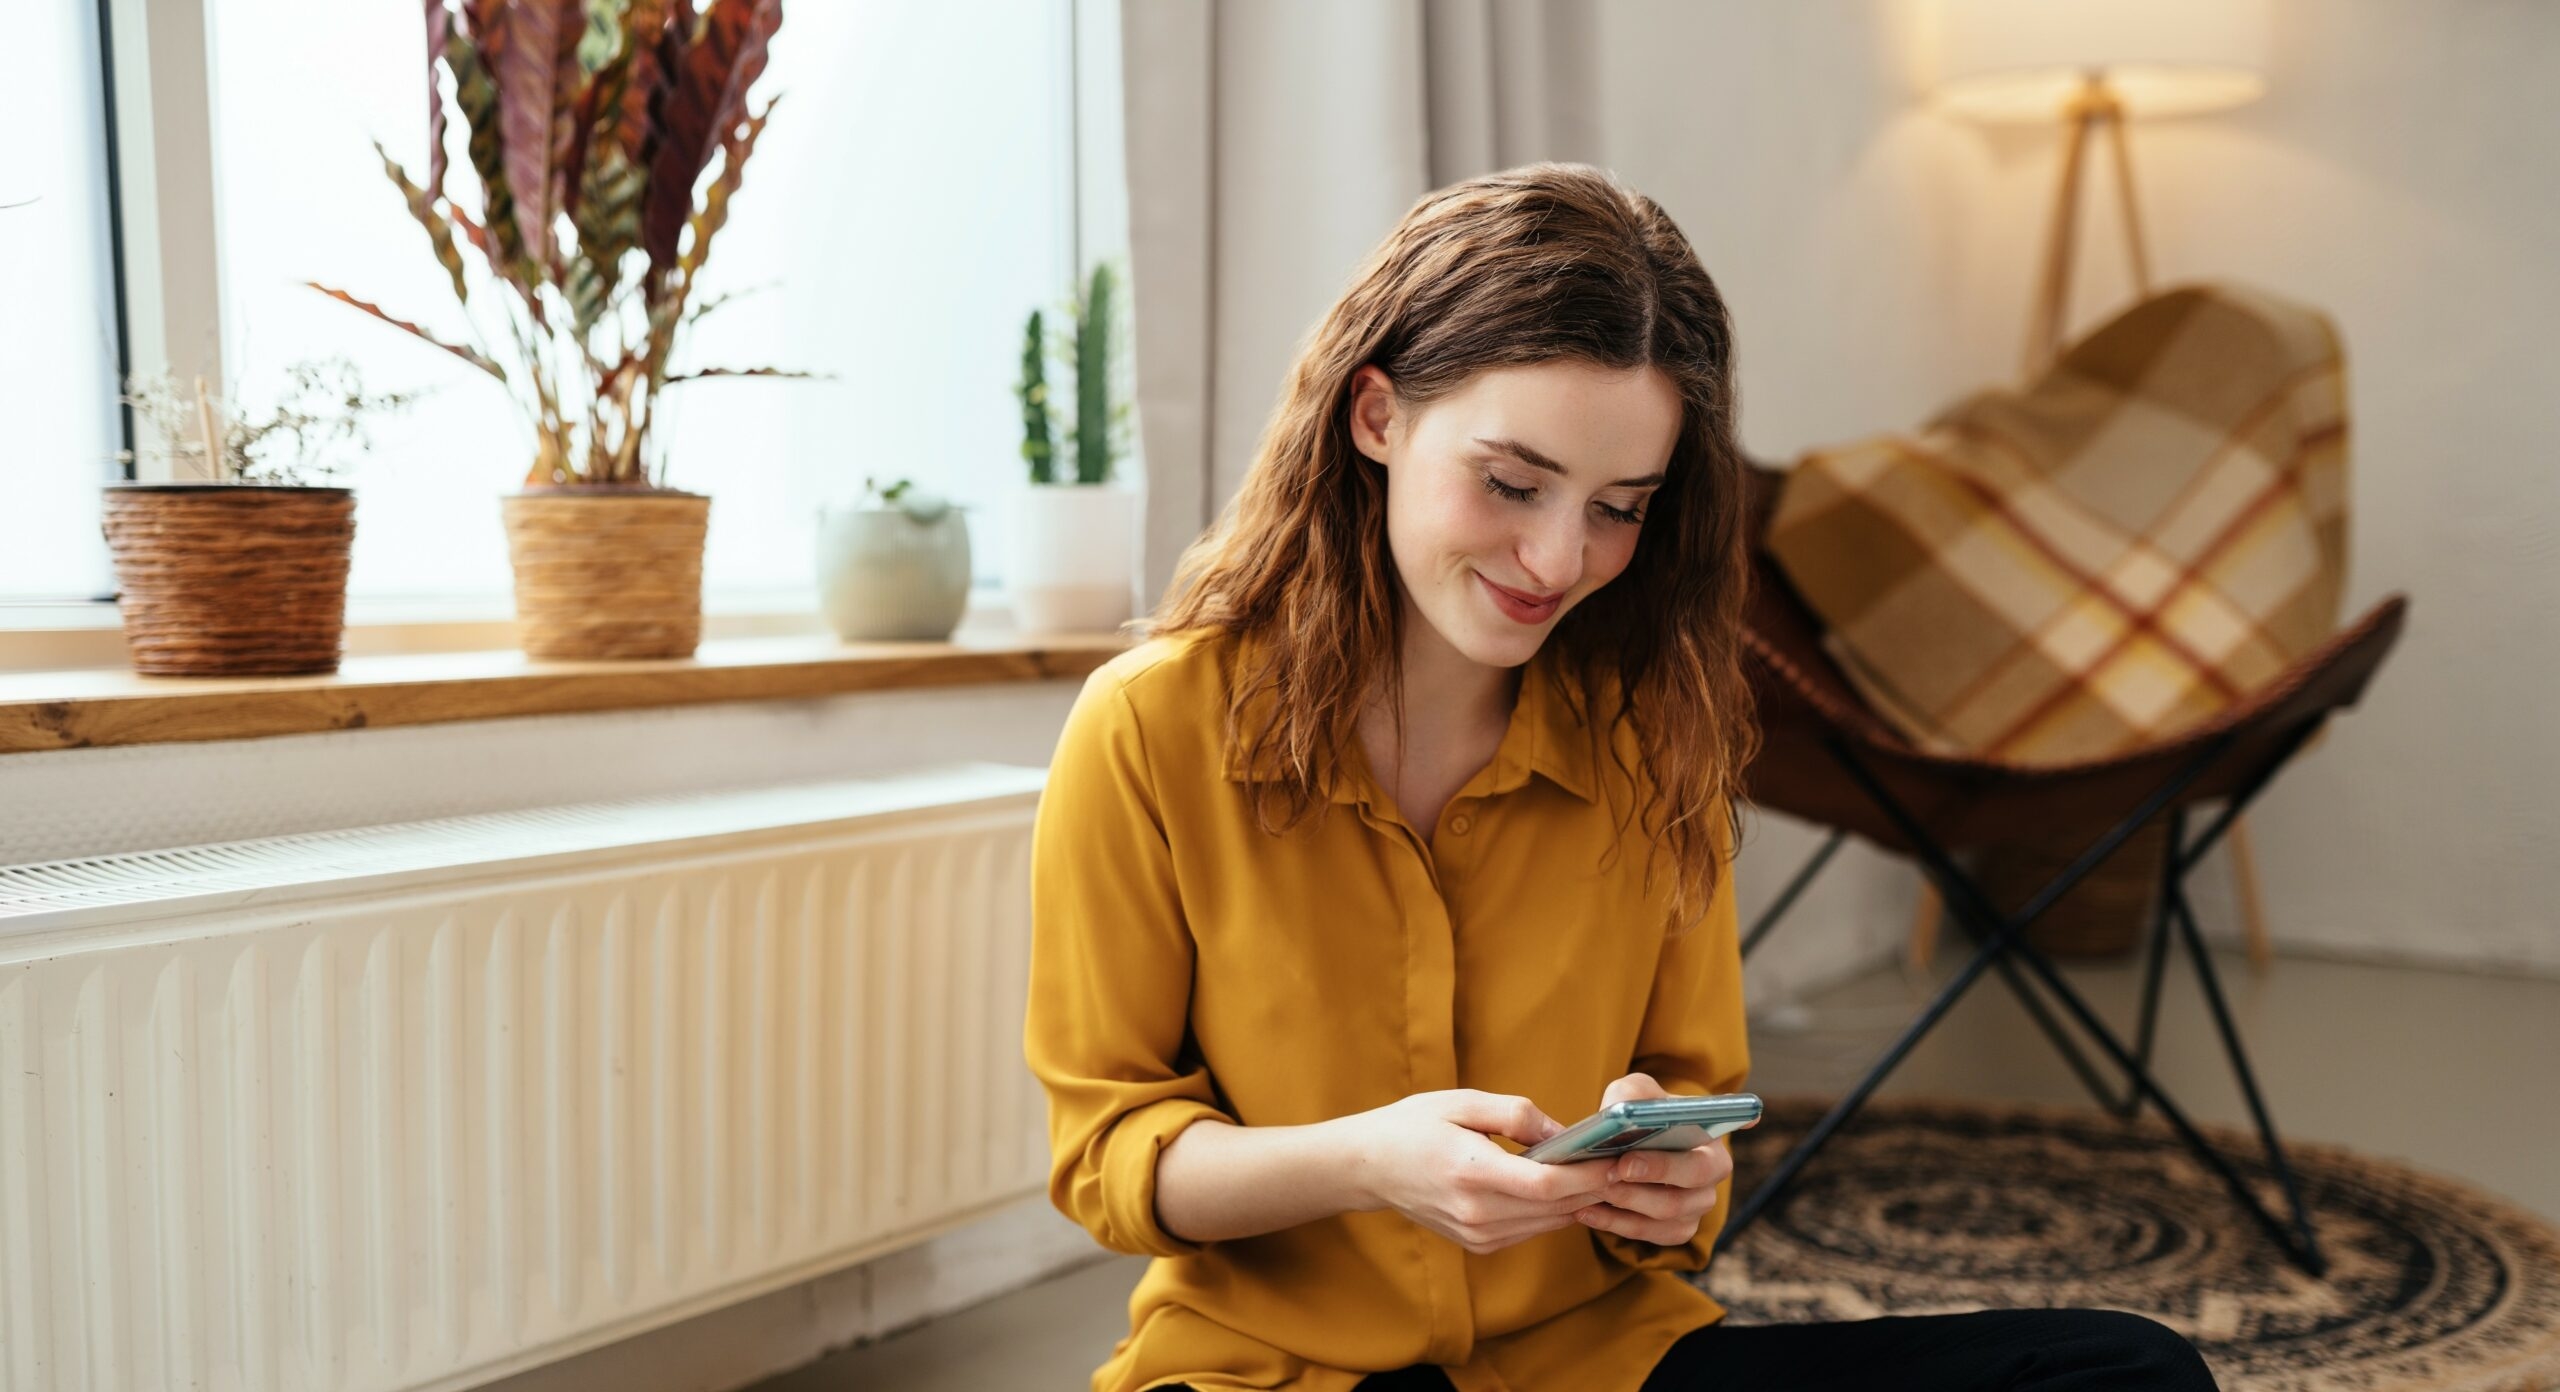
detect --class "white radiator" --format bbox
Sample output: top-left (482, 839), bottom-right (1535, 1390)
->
top-left (0, 763), bottom-right (1053, 1392)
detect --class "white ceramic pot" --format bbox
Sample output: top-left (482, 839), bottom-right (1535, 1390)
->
top-left (815, 495), bottom-right (973, 641)
top-left (1009, 481), bottom-right (1137, 633)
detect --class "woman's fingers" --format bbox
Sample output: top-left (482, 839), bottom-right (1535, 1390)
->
top-left (1576, 1140), bottom-right (1735, 1236)
top-left (1456, 1208), bottom-right (1593, 1253)
top-left (1594, 1179), bottom-right (1695, 1221)
top-left (1577, 1202), bottom-right (1700, 1245)
top-left (1609, 1140), bottom-right (1732, 1189)
top-left (1455, 1142), bottom-right (1733, 1250)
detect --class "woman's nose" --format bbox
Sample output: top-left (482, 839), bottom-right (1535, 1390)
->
top-left (1516, 510), bottom-right (1584, 594)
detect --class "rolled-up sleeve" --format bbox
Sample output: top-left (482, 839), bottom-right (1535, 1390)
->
top-left (1596, 801), bottom-right (1752, 1274)
top-left (1025, 669), bottom-right (1235, 1258)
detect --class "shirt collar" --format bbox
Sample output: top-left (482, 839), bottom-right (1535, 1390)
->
top-left (1216, 626), bottom-right (1598, 805)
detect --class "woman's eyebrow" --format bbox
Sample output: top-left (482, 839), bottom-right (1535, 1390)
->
top-left (1473, 436), bottom-right (1664, 488)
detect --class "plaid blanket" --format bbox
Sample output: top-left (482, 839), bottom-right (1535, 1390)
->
top-left (1766, 282), bottom-right (2349, 766)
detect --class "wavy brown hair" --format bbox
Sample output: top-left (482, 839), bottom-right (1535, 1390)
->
top-left (1147, 162), bottom-right (1759, 934)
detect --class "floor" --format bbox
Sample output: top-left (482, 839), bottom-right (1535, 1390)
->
top-left (755, 946), bottom-right (2560, 1390)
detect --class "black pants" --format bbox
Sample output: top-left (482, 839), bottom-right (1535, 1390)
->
top-left (1182, 1308), bottom-right (2220, 1391)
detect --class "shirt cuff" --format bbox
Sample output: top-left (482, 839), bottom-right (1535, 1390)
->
top-left (1101, 1096), bottom-right (1236, 1258)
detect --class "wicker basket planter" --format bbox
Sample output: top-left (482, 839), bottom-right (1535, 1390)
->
top-left (500, 486), bottom-right (710, 660)
top-left (100, 483), bottom-right (356, 676)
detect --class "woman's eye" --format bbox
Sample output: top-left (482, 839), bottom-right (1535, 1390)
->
top-left (1482, 471), bottom-right (1646, 525)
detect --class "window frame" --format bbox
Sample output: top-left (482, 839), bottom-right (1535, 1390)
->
top-left (5, 0), bottom-right (1126, 664)
top-left (99, 0), bottom-right (224, 488)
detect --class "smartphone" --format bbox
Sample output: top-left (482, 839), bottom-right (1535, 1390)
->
top-left (1519, 1093), bottom-right (1763, 1164)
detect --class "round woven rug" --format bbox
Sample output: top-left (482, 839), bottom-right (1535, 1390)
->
top-left (1703, 1096), bottom-right (2560, 1392)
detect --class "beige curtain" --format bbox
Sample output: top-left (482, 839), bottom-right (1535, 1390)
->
top-left (1117, 0), bottom-right (1601, 605)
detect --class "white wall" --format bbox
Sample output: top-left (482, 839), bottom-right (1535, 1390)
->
top-left (1590, 0), bottom-right (2560, 978)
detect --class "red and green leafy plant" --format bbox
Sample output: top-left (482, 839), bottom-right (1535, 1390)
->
top-left (317, 0), bottom-right (806, 487)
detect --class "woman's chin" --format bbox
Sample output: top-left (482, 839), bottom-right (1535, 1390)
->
top-left (1451, 614), bottom-right (1550, 668)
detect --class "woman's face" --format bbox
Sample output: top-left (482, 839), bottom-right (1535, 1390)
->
top-left (1348, 358), bottom-right (1682, 671)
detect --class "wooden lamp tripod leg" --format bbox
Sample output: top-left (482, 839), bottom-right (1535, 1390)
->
top-left (2229, 816), bottom-right (2275, 971)
top-left (1908, 881), bottom-right (1943, 975)
top-left (2022, 85), bottom-right (2101, 379)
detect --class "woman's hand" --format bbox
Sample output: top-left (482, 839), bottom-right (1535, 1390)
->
top-left (1336, 1089), bottom-right (1619, 1255)
top-left (1570, 1072), bottom-right (1736, 1246)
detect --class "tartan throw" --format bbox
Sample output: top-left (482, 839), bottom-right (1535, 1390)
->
top-left (1766, 282), bottom-right (2349, 766)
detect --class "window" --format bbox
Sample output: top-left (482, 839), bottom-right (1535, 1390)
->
top-left (5, 1), bottom-right (1116, 615)
top-left (207, 1), bottom-right (1093, 600)
top-left (0, 0), bottom-right (123, 603)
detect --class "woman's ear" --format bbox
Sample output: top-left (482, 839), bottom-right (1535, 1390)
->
top-left (1348, 365), bottom-right (1397, 466)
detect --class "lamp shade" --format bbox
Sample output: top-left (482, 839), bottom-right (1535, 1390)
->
top-left (1931, 0), bottom-right (2270, 122)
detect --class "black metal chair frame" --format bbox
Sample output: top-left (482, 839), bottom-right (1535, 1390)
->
top-left (1711, 715), bottom-right (2332, 1278)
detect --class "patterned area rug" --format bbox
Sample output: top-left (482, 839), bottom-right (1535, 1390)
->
top-left (1703, 1097), bottom-right (2560, 1392)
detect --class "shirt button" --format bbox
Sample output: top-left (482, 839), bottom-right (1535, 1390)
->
top-left (1449, 813), bottom-right (1473, 835)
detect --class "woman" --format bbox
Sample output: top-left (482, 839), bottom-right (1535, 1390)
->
top-left (1024, 163), bottom-right (2218, 1392)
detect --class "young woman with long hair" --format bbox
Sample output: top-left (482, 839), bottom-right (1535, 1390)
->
top-left (1025, 162), bottom-right (2218, 1392)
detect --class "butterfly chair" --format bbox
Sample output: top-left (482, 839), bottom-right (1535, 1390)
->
top-left (1714, 460), bottom-right (2408, 1279)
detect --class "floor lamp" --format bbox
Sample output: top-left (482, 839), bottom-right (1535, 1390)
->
top-left (1907, 0), bottom-right (2277, 973)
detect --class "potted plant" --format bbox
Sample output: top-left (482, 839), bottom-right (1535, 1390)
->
top-left (315, 0), bottom-right (806, 660)
top-left (1011, 261), bottom-right (1137, 633)
top-left (102, 359), bottom-right (414, 676)
top-left (815, 476), bottom-right (973, 641)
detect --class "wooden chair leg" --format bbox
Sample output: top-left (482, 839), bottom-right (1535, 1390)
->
top-left (1908, 879), bottom-right (1942, 974)
top-left (2229, 814), bottom-right (2274, 972)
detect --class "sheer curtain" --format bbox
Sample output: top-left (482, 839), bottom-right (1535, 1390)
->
top-left (1116, 0), bottom-right (1600, 606)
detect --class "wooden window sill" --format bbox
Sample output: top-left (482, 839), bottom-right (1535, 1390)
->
top-left (0, 632), bottom-right (1133, 755)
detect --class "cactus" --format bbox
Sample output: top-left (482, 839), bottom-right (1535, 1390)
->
top-left (1018, 263), bottom-right (1127, 486)
top-left (1070, 263), bottom-right (1117, 484)
top-left (1018, 308), bottom-right (1056, 484)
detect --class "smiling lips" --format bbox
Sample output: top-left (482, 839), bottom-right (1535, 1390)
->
top-left (1477, 572), bottom-right (1563, 624)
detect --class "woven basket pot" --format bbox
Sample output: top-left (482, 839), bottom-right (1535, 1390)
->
top-left (100, 483), bottom-right (356, 677)
top-left (1973, 815), bottom-right (2169, 958)
top-left (500, 486), bottom-right (709, 660)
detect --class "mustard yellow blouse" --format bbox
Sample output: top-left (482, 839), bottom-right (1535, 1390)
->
top-left (1025, 625), bottom-right (1749, 1392)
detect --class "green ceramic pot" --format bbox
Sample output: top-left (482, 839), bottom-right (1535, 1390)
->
top-left (815, 493), bottom-right (972, 641)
